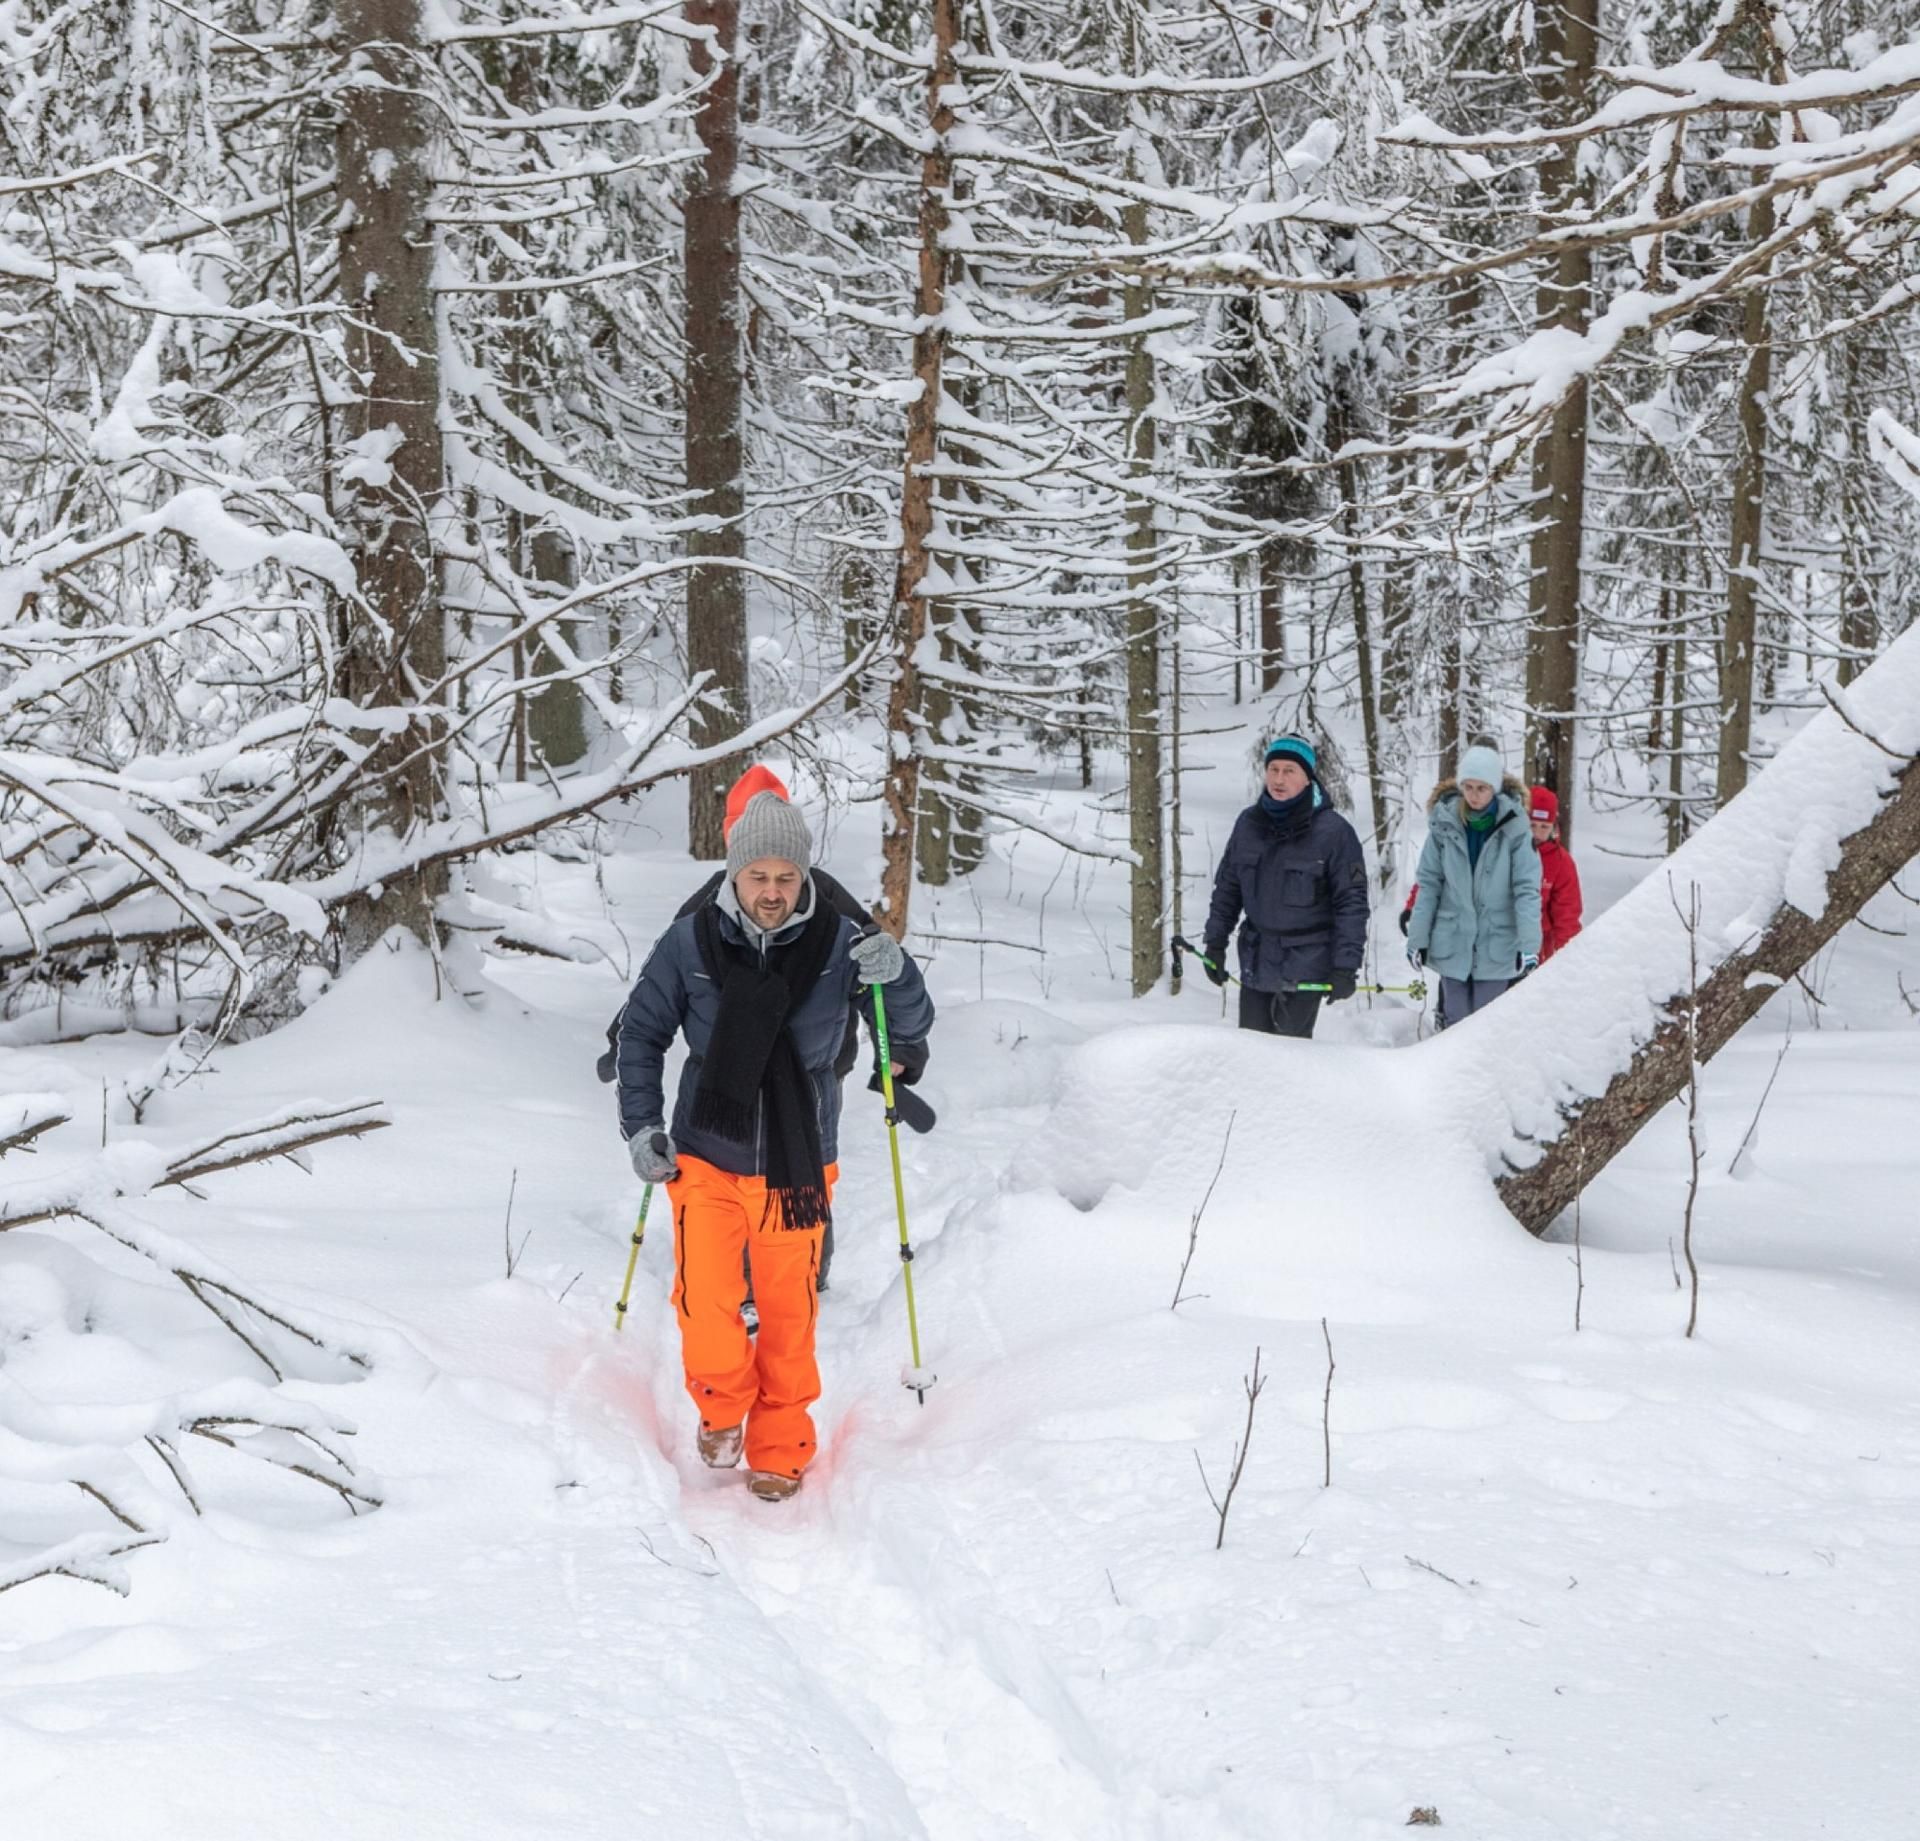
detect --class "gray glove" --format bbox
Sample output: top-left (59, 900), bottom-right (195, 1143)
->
top-left (629, 1127), bottom-right (678, 1185)
top-left (850, 928), bottom-right (905, 986)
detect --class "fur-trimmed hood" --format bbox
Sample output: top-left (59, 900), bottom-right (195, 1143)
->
top-left (1426, 773), bottom-right (1528, 814)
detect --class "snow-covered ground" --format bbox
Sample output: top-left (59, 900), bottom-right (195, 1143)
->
top-left (4, 743), bottom-right (1918, 1839)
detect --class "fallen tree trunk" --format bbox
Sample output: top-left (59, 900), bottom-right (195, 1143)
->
top-left (1454, 583), bottom-right (1920, 1235)
top-left (1498, 732), bottom-right (1920, 1233)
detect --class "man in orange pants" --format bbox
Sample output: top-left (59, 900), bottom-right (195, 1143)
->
top-left (615, 782), bottom-right (934, 1501)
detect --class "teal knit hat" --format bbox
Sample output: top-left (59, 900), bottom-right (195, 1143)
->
top-left (1264, 735), bottom-right (1318, 777)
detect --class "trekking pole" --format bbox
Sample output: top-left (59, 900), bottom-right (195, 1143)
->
top-left (612, 1184), bottom-right (654, 1333)
top-left (1281, 979), bottom-right (1430, 1000)
top-left (871, 983), bottom-right (933, 1405)
top-left (1171, 934), bottom-right (1239, 986)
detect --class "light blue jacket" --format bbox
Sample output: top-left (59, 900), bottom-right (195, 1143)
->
top-left (1407, 782), bottom-right (1542, 982)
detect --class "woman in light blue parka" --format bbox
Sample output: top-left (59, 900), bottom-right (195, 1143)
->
top-left (1405, 742), bottom-right (1543, 1025)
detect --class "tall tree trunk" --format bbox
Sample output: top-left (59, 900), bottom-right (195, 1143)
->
top-left (1667, 577), bottom-right (1691, 855)
top-left (1648, 587), bottom-right (1670, 754)
top-left (1258, 543), bottom-right (1285, 692)
top-left (523, 524), bottom-right (588, 769)
top-left (949, 596), bottom-right (988, 876)
top-left (1717, 124), bottom-right (1777, 805)
top-left (1232, 564), bottom-right (1245, 705)
top-left (1435, 274), bottom-right (1479, 791)
top-left (1523, 0), bottom-right (1598, 843)
top-left (1123, 195), bottom-right (1163, 998)
top-left (334, 0), bottom-right (447, 957)
top-left (1375, 384), bottom-right (1416, 885)
top-left (840, 536), bottom-right (878, 714)
top-left (1438, 602), bottom-right (1462, 782)
top-left (685, 0), bottom-right (749, 858)
top-left (1838, 338), bottom-right (1876, 687)
top-left (875, 0), bottom-right (959, 938)
top-left (1333, 425), bottom-right (1389, 881)
top-left (501, 43), bottom-right (588, 775)
top-left (918, 356), bottom-right (982, 885)
top-left (1169, 589), bottom-right (1185, 995)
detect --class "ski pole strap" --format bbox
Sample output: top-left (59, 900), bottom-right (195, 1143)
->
top-left (1172, 934), bottom-right (1237, 985)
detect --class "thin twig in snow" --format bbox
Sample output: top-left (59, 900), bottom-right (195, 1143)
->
top-left (1320, 1317), bottom-right (1335, 1489)
top-left (1406, 1554), bottom-right (1473, 1590)
top-left (1572, 1150), bottom-right (1585, 1333)
top-left (1727, 1027), bottom-right (1793, 1175)
top-left (1171, 1110), bottom-right (1235, 1309)
top-left (1194, 1345), bottom-right (1266, 1551)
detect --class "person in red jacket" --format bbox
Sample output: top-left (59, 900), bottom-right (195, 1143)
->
top-left (1528, 787), bottom-right (1583, 960)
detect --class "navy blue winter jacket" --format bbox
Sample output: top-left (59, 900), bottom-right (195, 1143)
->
top-left (1205, 796), bottom-right (1370, 992)
top-left (615, 883), bottom-right (935, 1176)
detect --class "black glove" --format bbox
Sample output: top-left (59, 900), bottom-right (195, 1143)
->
top-left (887, 1036), bottom-right (930, 1086)
top-left (869, 1074), bottom-right (937, 1133)
top-left (1201, 943), bottom-right (1231, 988)
top-left (1396, 906), bottom-right (1411, 938)
top-left (1327, 968), bottom-right (1357, 1003)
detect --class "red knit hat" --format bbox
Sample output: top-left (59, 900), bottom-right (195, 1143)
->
top-left (723, 765), bottom-right (790, 839)
top-left (1529, 787), bottom-right (1559, 825)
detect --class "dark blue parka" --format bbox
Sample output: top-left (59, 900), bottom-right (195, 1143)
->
top-left (615, 882), bottom-right (935, 1176)
top-left (1205, 796), bottom-right (1370, 992)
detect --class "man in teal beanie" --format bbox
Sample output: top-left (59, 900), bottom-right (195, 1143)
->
top-left (1202, 735), bottom-right (1370, 1038)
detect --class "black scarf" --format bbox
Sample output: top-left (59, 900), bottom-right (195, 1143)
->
top-left (689, 890), bottom-right (838, 1232)
top-left (1257, 782), bottom-right (1316, 841)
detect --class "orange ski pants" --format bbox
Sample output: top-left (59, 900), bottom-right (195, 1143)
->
top-left (666, 1154), bottom-right (835, 1479)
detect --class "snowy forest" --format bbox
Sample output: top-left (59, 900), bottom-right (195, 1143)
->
top-left (5, 0), bottom-right (1920, 1835)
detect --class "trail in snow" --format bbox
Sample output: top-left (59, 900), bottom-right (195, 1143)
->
top-left (6, 798), bottom-right (1920, 1840)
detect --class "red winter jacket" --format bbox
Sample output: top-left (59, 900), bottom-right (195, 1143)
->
top-left (1537, 838), bottom-right (1582, 959)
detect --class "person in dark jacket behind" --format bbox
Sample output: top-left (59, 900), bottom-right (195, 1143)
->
top-left (1202, 735), bottom-right (1370, 1039)
top-left (616, 788), bottom-right (934, 1502)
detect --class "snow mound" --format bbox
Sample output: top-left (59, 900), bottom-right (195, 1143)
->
top-left (1018, 1022), bottom-right (1547, 1324)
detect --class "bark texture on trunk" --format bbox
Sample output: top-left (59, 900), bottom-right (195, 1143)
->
top-left (335, 0), bottom-right (447, 956)
top-left (501, 42), bottom-right (588, 775)
top-left (685, 0), bottom-right (749, 859)
top-left (1717, 150), bottom-right (1776, 805)
top-left (1258, 543), bottom-right (1285, 692)
top-left (875, 0), bottom-right (959, 938)
top-left (1437, 608), bottom-right (1462, 783)
top-left (1331, 415), bottom-right (1387, 880)
top-left (917, 356), bottom-right (982, 886)
top-left (1499, 753), bottom-right (1920, 1234)
top-left (1522, 0), bottom-right (1597, 846)
top-left (1837, 340), bottom-right (1876, 689)
top-left (522, 525), bottom-right (588, 770)
top-left (1123, 197), bottom-right (1164, 998)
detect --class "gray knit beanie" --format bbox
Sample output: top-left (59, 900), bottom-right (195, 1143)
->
top-left (725, 791), bottom-right (813, 878)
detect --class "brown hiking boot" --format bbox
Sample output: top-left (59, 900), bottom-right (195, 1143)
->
top-left (697, 1423), bottom-right (743, 1469)
top-left (747, 1470), bottom-right (802, 1503)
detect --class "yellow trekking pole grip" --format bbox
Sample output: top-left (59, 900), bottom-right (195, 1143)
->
top-left (613, 1183), bottom-right (654, 1333)
top-left (871, 982), bottom-right (932, 1404)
